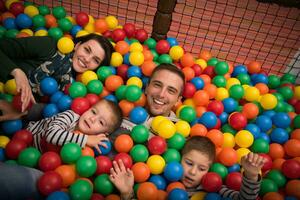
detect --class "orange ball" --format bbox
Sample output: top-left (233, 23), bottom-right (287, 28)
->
top-left (16, 32), bottom-right (30, 38)
top-left (255, 83), bottom-right (269, 95)
top-left (199, 74), bottom-right (211, 85)
top-left (105, 75), bottom-right (124, 92)
top-left (143, 49), bottom-right (154, 61)
top-left (1, 12), bottom-right (15, 21)
top-left (247, 61), bottom-right (261, 74)
top-left (284, 139), bottom-right (300, 157)
top-left (55, 165), bottom-right (76, 188)
top-left (105, 194), bottom-right (120, 200)
top-left (114, 134), bottom-right (134, 153)
top-left (157, 190), bottom-right (168, 200)
top-left (182, 67), bottom-right (195, 81)
top-left (288, 112), bottom-right (297, 121)
top-left (263, 192), bottom-right (284, 200)
top-left (242, 103), bottom-right (259, 119)
top-left (190, 124), bottom-right (207, 137)
top-left (268, 143), bottom-right (285, 160)
top-left (141, 61), bottom-right (156, 76)
top-left (94, 18), bottom-right (108, 33)
top-left (99, 87), bottom-right (111, 98)
top-left (218, 147), bottom-right (238, 166)
top-left (45, 14), bottom-right (57, 28)
top-left (180, 53), bottom-right (194, 68)
top-left (134, 93), bottom-right (146, 107)
top-left (198, 50), bottom-right (212, 61)
top-left (272, 158), bottom-right (285, 170)
top-left (115, 41), bottom-right (130, 55)
top-left (291, 129), bottom-right (300, 140)
top-left (118, 100), bottom-right (134, 117)
top-left (131, 162), bottom-right (151, 183)
top-left (81, 146), bottom-right (95, 157)
top-left (203, 84), bottom-right (217, 99)
top-left (193, 90), bottom-right (209, 106)
top-left (206, 129), bottom-right (223, 147)
top-left (166, 182), bottom-right (185, 193)
top-left (285, 179), bottom-right (300, 199)
top-left (195, 106), bottom-right (207, 117)
top-left (137, 182), bottom-right (158, 200)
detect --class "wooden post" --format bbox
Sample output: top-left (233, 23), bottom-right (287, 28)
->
top-left (151, 0), bottom-right (177, 41)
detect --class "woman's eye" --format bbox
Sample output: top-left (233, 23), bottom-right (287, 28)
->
top-left (84, 47), bottom-right (89, 53)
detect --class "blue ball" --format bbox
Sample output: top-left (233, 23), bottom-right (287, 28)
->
top-left (163, 162), bottom-right (183, 182)
top-left (109, 66), bottom-right (117, 75)
top-left (204, 192), bottom-right (221, 200)
top-left (222, 98), bottom-right (238, 114)
top-left (1, 119), bottom-right (22, 135)
top-left (0, 148), bottom-right (5, 161)
top-left (40, 77), bottom-right (58, 96)
top-left (255, 115), bottom-right (272, 132)
top-left (198, 112), bottom-right (217, 128)
top-left (219, 112), bottom-right (228, 125)
top-left (251, 73), bottom-right (268, 85)
top-left (190, 77), bottom-right (204, 90)
top-left (50, 91), bottom-right (64, 104)
top-left (43, 103), bottom-right (59, 118)
top-left (15, 13), bottom-right (32, 29)
top-left (94, 140), bottom-right (112, 156)
top-left (227, 163), bottom-right (240, 173)
top-left (232, 65), bottom-right (247, 77)
top-left (46, 191), bottom-right (70, 200)
top-left (258, 132), bottom-right (270, 143)
top-left (104, 94), bottom-right (118, 104)
top-left (168, 188), bottom-right (188, 200)
top-left (3, 18), bottom-right (17, 29)
top-left (70, 25), bottom-right (82, 37)
top-left (149, 175), bottom-right (167, 190)
top-left (127, 66), bottom-right (142, 78)
top-left (272, 112), bottom-right (291, 128)
top-left (263, 110), bottom-right (276, 118)
top-left (123, 53), bottom-right (130, 65)
top-left (129, 107), bottom-right (148, 124)
top-left (245, 124), bottom-right (261, 139)
top-left (270, 128), bottom-right (289, 144)
top-left (141, 76), bottom-right (149, 88)
top-left (166, 37), bottom-right (178, 47)
top-left (57, 95), bottom-right (72, 111)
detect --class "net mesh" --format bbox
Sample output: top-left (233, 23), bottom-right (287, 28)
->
top-left (30, 0), bottom-right (300, 82)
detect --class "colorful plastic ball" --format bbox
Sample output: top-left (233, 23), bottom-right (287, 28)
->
top-left (244, 86), bottom-right (260, 102)
top-left (201, 172), bottom-right (222, 192)
top-left (218, 147), bottom-right (238, 166)
top-left (97, 66), bottom-right (112, 81)
top-left (15, 13), bottom-right (32, 29)
top-left (149, 175), bottom-right (167, 190)
top-left (228, 112), bottom-right (247, 130)
top-left (259, 93), bottom-right (277, 110)
top-left (40, 77), bottom-right (58, 96)
top-left (163, 148), bottom-right (181, 163)
top-left (210, 162), bottom-right (228, 180)
top-left (113, 152), bottom-right (133, 169)
top-left (225, 172), bottom-right (242, 191)
top-left (134, 28), bottom-right (148, 43)
top-left (266, 169), bottom-right (286, 188)
top-left (168, 188), bottom-right (188, 200)
top-left (270, 128), bottom-right (288, 144)
top-left (94, 140), bottom-right (111, 156)
top-left (131, 162), bottom-right (151, 183)
top-left (114, 134), bottom-right (134, 153)
top-left (39, 151), bottom-right (61, 172)
top-left (259, 178), bottom-right (278, 196)
top-left (227, 164), bottom-right (241, 173)
top-left (163, 162), bottom-right (183, 182)
top-left (105, 75), bottom-right (124, 92)
top-left (245, 123), bottom-right (261, 139)
top-left (11, 93), bottom-right (30, 111)
top-left (156, 119), bottom-right (176, 139)
top-left (57, 95), bottom-right (72, 111)
top-left (122, 22), bottom-right (135, 38)
top-left (272, 112), bottom-right (291, 128)
top-left (4, 29), bottom-right (19, 38)
top-left (190, 77), bottom-right (204, 90)
top-left (235, 130), bottom-right (254, 148)
top-left (32, 14), bottom-right (46, 29)
top-left (3, 18), bottom-right (17, 30)
top-left (70, 179), bottom-right (93, 200)
top-left (69, 82), bottom-right (87, 98)
top-left (125, 85), bottom-right (142, 102)
top-left (232, 65), bottom-right (247, 76)
top-left (251, 138), bottom-right (269, 153)
top-left (175, 120), bottom-right (190, 138)
top-left (285, 180), bottom-right (300, 199)
top-left (127, 66), bottom-right (142, 78)
top-left (148, 136), bottom-right (167, 155)
top-left (46, 191), bottom-right (69, 200)
top-left (48, 27), bottom-right (63, 40)
top-left (267, 75), bottom-right (280, 89)
top-left (17, 147), bottom-right (41, 167)
top-left (130, 125), bottom-right (149, 143)
top-left (129, 51), bottom-right (144, 66)
top-left (38, 5), bottom-right (50, 15)
top-left (222, 98), bottom-right (238, 114)
top-left (70, 97), bottom-right (90, 115)
top-left (169, 45), bottom-right (184, 60)
top-left (50, 91), bottom-right (64, 104)
top-left (60, 142), bottom-right (81, 164)
top-left (1, 119), bottom-right (22, 135)
top-left (277, 86), bottom-right (293, 100)
top-left (182, 82), bottom-right (196, 99)
top-left (255, 115), bottom-right (272, 132)
top-left (86, 80), bottom-right (103, 95)
top-left (57, 36), bottom-right (74, 54)
top-left (137, 182), bottom-right (158, 200)
top-left (281, 159), bottom-right (300, 179)
top-left (214, 61), bottom-right (229, 75)
top-left (95, 155), bottom-right (112, 175)
top-left (130, 144), bottom-right (149, 162)
top-left (127, 77), bottom-right (143, 89)
top-left (167, 133), bottom-right (186, 150)
top-left (38, 171), bottom-right (63, 196)
top-left (155, 40), bottom-right (170, 54)
top-left (70, 25), bottom-right (82, 37)
top-left (9, 2), bottom-right (24, 16)
top-left (52, 6), bottom-right (66, 19)
top-left (0, 136), bottom-right (9, 148)
top-left (198, 111), bottom-right (217, 128)
top-left (76, 156), bottom-right (97, 177)
top-left (147, 155), bottom-right (166, 175)
top-left (75, 12), bottom-right (89, 26)
top-left (229, 84), bottom-right (244, 100)
top-left (158, 54), bottom-right (173, 64)
top-left (284, 139), bottom-right (300, 157)
top-left (129, 106), bottom-right (148, 124)
top-left (5, 139), bottom-right (27, 159)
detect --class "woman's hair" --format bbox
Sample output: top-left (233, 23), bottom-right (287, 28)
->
top-left (74, 33), bottom-right (114, 66)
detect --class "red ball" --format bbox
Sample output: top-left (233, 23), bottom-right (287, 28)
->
top-left (182, 82), bottom-right (196, 99)
top-left (155, 40), bottom-right (170, 54)
top-left (0, 0), bottom-right (5, 12)
top-left (5, 139), bottom-right (27, 159)
top-left (9, 2), bottom-right (24, 16)
top-left (85, 93), bottom-right (100, 106)
top-left (228, 112), bottom-right (247, 130)
top-left (123, 23), bottom-right (136, 38)
top-left (135, 29), bottom-right (148, 43)
top-left (207, 100), bottom-right (224, 116)
top-left (201, 172), bottom-right (222, 192)
top-left (111, 28), bottom-right (126, 42)
top-left (114, 152), bottom-right (133, 169)
top-left (12, 129), bottom-right (33, 146)
top-left (64, 83), bottom-right (71, 95)
top-left (12, 94), bottom-right (33, 112)
top-left (117, 64), bottom-right (129, 80)
top-left (37, 171), bottom-right (62, 196)
top-left (191, 64), bottom-right (202, 76)
top-left (259, 153), bottom-right (273, 172)
top-left (76, 12), bottom-right (89, 26)
top-left (225, 172), bottom-right (242, 191)
top-left (210, 118), bottom-right (221, 130)
top-left (294, 101), bottom-right (300, 114)
top-left (95, 156), bottom-right (112, 175)
top-left (288, 97), bottom-right (298, 106)
top-left (71, 97), bottom-right (90, 115)
top-left (202, 66), bottom-right (216, 78)
top-left (102, 30), bottom-right (112, 38)
top-left (39, 152), bottom-right (62, 172)
top-left (91, 193), bottom-right (105, 200)
top-left (147, 136), bottom-right (167, 155)
top-left (282, 159), bottom-right (300, 179)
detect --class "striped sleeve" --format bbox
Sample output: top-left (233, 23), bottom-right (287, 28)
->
top-left (45, 110), bottom-right (88, 148)
top-left (219, 175), bottom-right (261, 200)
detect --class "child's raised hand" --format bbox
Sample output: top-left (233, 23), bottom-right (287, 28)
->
top-left (109, 160), bottom-right (134, 199)
top-left (86, 133), bottom-right (109, 154)
top-left (241, 152), bottom-right (266, 181)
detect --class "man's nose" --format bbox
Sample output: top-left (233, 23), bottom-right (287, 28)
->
top-left (158, 87), bottom-right (167, 97)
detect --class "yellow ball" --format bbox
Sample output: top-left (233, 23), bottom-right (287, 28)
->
top-left (116, 25), bottom-right (123, 29)
top-left (195, 58), bottom-right (207, 70)
top-left (129, 43), bottom-right (143, 52)
top-left (0, 82), bottom-right (4, 93)
top-left (84, 23), bottom-right (95, 33)
top-left (21, 29), bottom-right (33, 36)
top-left (242, 84), bottom-right (250, 90)
top-left (34, 29), bottom-right (48, 36)
top-left (81, 70), bottom-right (98, 85)
top-left (24, 5), bottom-right (39, 18)
top-left (169, 46), bottom-right (184, 60)
top-left (129, 51), bottom-right (144, 66)
top-left (260, 93), bottom-right (277, 110)
top-left (0, 136), bottom-right (10, 148)
top-left (4, 79), bottom-right (17, 95)
top-left (215, 87), bottom-right (229, 101)
top-left (76, 30), bottom-right (89, 38)
top-left (126, 77), bottom-right (143, 88)
top-left (183, 98), bottom-right (195, 107)
top-left (294, 86), bottom-right (300, 100)
top-left (236, 148), bottom-right (250, 163)
top-left (191, 191), bottom-right (207, 200)
top-left (235, 130), bottom-right (254, 148)
top-left (110, 52), bottom-right (123, 67)
top-left (222, 132), bottom-right (235, 148)
top-left (175, 120), bottom-right (190, 137)
top-left (66, 16), bottom-right (76, 25)
top-left (244, 86), bottom-right (260, 102)
top-left (5, 0), bottom-right (18, 9)
top-left (151, 116), bottom-right (167, 133)
top-left (88, 15), bottom-right (95, 24)
top-left (157, 119), bottom-right (176, 139)
top-left (226, 78), bottom-right (240, 90)
top-left (57, 37), bottom-right (74, 54)
top-left (105, 15), bottom-right (118, 29)
top-left (146, 155), bottom-right (166, 175)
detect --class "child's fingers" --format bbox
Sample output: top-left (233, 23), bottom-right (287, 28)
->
top-left (94, 145), bottom-right (102, 155)
top-left (247, 152), bottom-right (254, 163)
top-left (100, 142), bottom-right (108, 149)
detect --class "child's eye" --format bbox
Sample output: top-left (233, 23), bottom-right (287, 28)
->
top-left (185, 160), bottom-right (193, 166)
top-left (92, 110), bottom-right (96, 114)
top-left (99, 120), bottom-right (104, 126)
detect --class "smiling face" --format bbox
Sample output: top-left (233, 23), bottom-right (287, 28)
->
top-left (78, 100), bottom-right (114, 135)
top-left (145, 69), bottom-right (183, 116)
top-left (72, 39), bottom-right (105, 73)
top-left (181, 150), bottom-right (212, 188)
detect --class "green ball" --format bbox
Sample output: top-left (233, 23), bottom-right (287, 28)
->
top-left (48, 27), bottom-right (63, 41)
top-left (130, 144), bottom-right (149, 162)
top-left (272, 92), bottom-right (284, 102)
top-left (69, 82), bottom-right (87, 98)
top-left (69, 179), bottom-right (93, 200)
top-left (0, 26), bottom-right (6, 38)
top-left (237, 73), bottom-right (251, 85)
top-left (221, 124), bottom-right (237, 135)
top-left (284, 103), bottom-right (294, 112)
top-left (207, 57), bottom-right (218, 66)
top-left (60, 143), bottom-right (82, 164)
top-left (32, 15), bottom-right (46, 29)
top-left (5, 29), bottom-right (19, 38)
top-left (38, 5), bottom-right (50, 16)
top-left (144, 38), bottom-right (157, 49)
top-left (281, 73), bottom-right (295, 84)
top-left (266, 170), bottom-right (286, 188)
top-left (131, 125), bottom-right (149, 143)
top-left (179, 106), bottom-right (196, 123)
top-left (94, 174), bottom-right (114, 196)
top-left (17, 147), bottom-right (41, 168)
top-left (97, 66), bottom-right (112, 81)
top-left (150, 49), bottom-right (159, 61)
top-left (76, 156), bottom-right (97, 177)
top-left (58, 18), bottom-right (73, 32)
top-left (87, 79), bottom-right (103, 95)
top-left (214, 61), bottom-right (229, 75)
top-left (133, 183), bottom-right (140, 196)
top-left (277, 86), bottom-right (293, 100)
top-left (251, 138), bottom-right (269, 153)
top-left (130, 39), bottom-right (139, 44)
top-left (293, 115), bottom-right (300, 128)
top-left (212, 75), bottom-right (226, 88)
top-left (268, 75), bottom-right (281, 89)
top-left (229, 84), bottom-right (244, 100)
top-left (162, 148), bottom-right (181, 163)
top-left (158, 54), bottom-right (172, 64)
top-left (52, 6), bottom-right (66, 19)
top-left (209, 162), bottom-right (228, 180)
top-left (167, 133), bottom-right (186, 150)
top-left (0, 93), bottom-right (13, 102)
top-left (274, 101), bottom-right (285, 112)
top-left (125, 85), bottom-right (142, 102)
top-left (115, 85), bottom-right (127, 100)
top-left (259, 178), bottom-right (278, 196)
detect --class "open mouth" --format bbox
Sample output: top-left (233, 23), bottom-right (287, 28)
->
top-left (153, 98), bottom-right (165, 106)
top-left (78, 58), bottom-right (87, 68)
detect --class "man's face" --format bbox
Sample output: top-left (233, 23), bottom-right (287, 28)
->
top-left (145, 69), bottom-right (183, 116)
